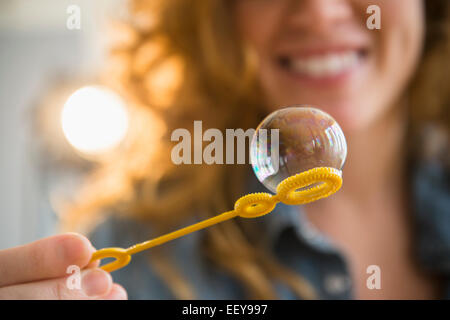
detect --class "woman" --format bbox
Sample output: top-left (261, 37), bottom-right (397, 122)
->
top-left (0, 0), bottom-right (449, 299)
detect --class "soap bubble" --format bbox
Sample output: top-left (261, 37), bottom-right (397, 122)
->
top-left (250, 105), bottom-right (347, 193)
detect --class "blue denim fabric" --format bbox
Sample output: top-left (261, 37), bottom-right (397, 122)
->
top-left (88, 162), bottom-right (450, 299)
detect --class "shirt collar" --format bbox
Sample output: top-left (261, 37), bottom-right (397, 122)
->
top-left (411, 161), bottom-right (450, 273)
top-left (245, 172), bottom-right (338, 253)
top-left (260, 202), bottom-right (337, 253)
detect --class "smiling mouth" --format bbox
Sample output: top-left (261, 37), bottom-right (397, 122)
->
top-left (278, 49), bottom-right (369, 79)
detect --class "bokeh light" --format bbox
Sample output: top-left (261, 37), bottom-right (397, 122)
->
top-left (61, 86), bottom-right (129, 156)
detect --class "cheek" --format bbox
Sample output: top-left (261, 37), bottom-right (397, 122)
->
top-left (233, 2), bottom-right (284, 56)
top-left (376, 0), bottom-right (424, 67)
top-left (370, 0), bottom-right (424, 108)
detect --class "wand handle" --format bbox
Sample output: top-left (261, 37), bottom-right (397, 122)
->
top-left (90, 167), bottom-right (342, 272)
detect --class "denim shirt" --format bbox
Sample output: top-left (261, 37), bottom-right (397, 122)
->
top-left (89, 162), bottom-right (450, 299)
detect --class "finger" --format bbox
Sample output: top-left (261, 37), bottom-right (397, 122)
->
top-left (96, 283), bottom-right (128, 300)
top-left (85, 245), bottom-right (100, 269)
top-left (86, 259), bottom-right (100, 269)
top-left (0, 268), bottom-right (114, 300)
top-left (0, 233), bottom-right (96, 287)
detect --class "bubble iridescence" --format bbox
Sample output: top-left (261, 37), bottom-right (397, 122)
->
top-left (250, 105), bottom-right (347, 193)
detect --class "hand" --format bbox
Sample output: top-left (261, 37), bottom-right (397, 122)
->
top-left (0, 233), bottom-right (127, 300)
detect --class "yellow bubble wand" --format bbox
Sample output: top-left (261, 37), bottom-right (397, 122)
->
top-left (90, 167), bottom-right (342, 272)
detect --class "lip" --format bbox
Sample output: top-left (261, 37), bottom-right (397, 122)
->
top-left (283, 65), bottom-right (358, 87)
top-left (275, 47), bottom-right (369, 88)
top-left (276, 41), bottom-right (368, 56)
top-left (275, 33), bottom-right (371, 56)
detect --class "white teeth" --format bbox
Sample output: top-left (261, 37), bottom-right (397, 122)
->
top-left (289, 51), bottom-right (360, 77)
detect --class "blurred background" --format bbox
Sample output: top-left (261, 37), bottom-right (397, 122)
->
top-left (0, 0), bottom-right (125, 249)
top-left (1, 0), bottom-right (447, 251)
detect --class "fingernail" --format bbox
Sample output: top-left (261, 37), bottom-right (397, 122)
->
top-left (81, 269), bottom-right (112, 297)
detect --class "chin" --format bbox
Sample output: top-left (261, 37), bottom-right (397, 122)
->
top-left (319, 103), bottom-right (362, 133)
top-left (273, 98), bottom-right (366, 133)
